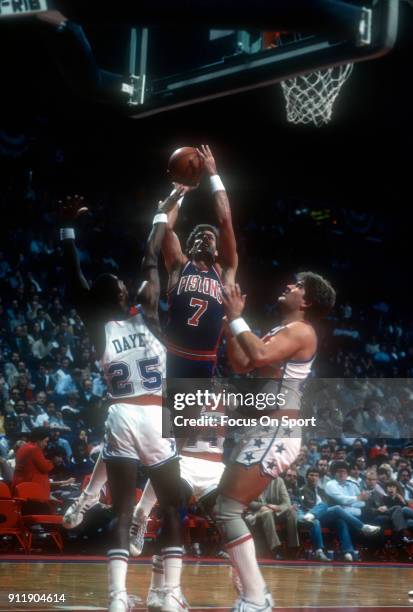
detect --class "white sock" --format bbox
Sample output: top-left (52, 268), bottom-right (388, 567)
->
top-left (226, 536), bottom-right (266, 606)
top-left (162, 547), bottom-right (183, 589)
top-left (150, 555), bottom-right (164, 590)
top-left (84, 449), bottom-right (107, 498)
top-left (134, 479), bottom-right (157, 518)
top-left (108, 549), bottom-right (129, 594)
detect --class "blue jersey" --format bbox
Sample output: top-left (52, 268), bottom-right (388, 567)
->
top-left (166, 260), bottom-right (224, 375)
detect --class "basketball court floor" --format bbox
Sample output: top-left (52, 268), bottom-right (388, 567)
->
top-left (1, 556), bottom-right (413, 611)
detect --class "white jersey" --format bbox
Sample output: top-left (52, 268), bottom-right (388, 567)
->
top-left (259, 323), bottom-right (316, 412)
top-left (100, 306), bottom-right (166, 402)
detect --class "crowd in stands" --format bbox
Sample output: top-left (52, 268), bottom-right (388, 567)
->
top-left (1, 161), bottom-right (413, 559)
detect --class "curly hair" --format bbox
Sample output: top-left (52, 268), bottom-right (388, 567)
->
top-left (296, 271), bottom-right (336, 320)
top-left (185, 224), bottom-right (219, 255)
top-left (90, 273), bottom-right (120, 310)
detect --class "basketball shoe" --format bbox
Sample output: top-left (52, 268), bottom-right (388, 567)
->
top-left (231, 596), bottom-right (272, 612)
top-left (161, 587), bottom-right (188, 612)
top-left (108, 590), bottom-right (130, 612)
top-left (63, 491), bottom-right (100, 529)
top-left (147, 587), bottom-right (166, 611)
top-left (129, 507), bottom-right (148, 556)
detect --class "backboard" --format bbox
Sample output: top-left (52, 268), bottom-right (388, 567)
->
top-left (123, 0), bottom-right (399, 119)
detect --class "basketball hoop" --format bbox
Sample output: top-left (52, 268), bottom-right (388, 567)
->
top-left (281, 63), bottom-right (354, 127)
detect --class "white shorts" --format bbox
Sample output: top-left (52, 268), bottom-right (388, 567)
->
top-left (226, 420), bottom-right (301, 479)
top-left (180, 455), bottom-right (225, 501)
top-left (103, 402), bottom-right (176, 468)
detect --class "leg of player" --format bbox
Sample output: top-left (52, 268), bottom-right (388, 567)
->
top-left (214, 463), bottom-right (273, 612)
top-left (130, 478), bottom-right (158, 556)
top-left (106, 458), bottom-right (138, 612)
top-left (149, 458), bottom-right (188, 612)
top-left (63, 448), bottom-right (108, 529)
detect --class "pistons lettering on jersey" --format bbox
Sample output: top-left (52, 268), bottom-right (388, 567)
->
top-left (112, 333), bottom-right (146, 354)
top-left (177, 274), bottom-right (222, 304)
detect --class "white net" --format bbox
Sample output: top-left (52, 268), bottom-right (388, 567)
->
top-left (281, 64), bottom-right (354, 127)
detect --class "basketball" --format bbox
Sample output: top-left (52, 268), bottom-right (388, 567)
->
top-left (167, 147), bottom-right (204, 186)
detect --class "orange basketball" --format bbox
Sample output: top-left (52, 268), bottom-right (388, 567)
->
top-left (167, 147), bottom-right (204, 187)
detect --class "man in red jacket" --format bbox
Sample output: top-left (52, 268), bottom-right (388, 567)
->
top-left (12, 427), bottom-right (53, 496)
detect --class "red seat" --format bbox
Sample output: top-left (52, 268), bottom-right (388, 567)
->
top-left (14, 482), bottom-right (64, 553)
top-left (0, 498), bottom-right (29, 553)
top-left (0, 482), bottom-right (12, 498)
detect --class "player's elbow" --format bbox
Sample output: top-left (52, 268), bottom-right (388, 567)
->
top-left (231, 361), bottom-right (250, 374)
top-left (250, 349), bottom-right (270, 369)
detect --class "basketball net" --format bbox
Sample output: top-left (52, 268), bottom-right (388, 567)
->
top-left (281, 63), bottom-right (354, 126)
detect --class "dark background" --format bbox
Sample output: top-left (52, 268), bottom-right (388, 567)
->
top-left (0, 4), bottom-right (411, 322)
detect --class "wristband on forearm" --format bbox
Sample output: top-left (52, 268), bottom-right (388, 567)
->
top-left (210, 174), bottom-right (225, 193)
top-left (229, 317), bottom-right (251, 336)
top-left (153, 213), bottom-right (168, 225)
top-left (60, 228), bottom-right (75, 240)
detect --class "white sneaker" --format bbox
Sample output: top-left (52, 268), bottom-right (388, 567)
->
top-left (63, 491), bottom-right (99, 529)
top-left (303, 513), bottom-right (316, 523)
top-left (108, 590), bottom-right (130, 612)
top-left (361, 524), bottom-right (381, 536)
top-left (147, 587), bottom-right (166, 611)
top-left (161, 587), bottom-right (188, 612)
top-left (265, 589), bottom-right (274, 607)
top-left (231, 596), bottom-right (272, 611)
top-left (343, 552), bottom-right (353, 562)
top-left (129, 507), bottom-right (148, 556)
top-left (408, 589), bottom-right (413, 598)
top-left (315, 549), bottom-right (330, 562)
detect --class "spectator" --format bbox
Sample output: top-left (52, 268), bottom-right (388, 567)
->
top-left (54, 357), bottom-right (77, 395)
top-left (376, 466), bottom-right (392, 496)
top-left (12, 426), bottom-right (53, 496)
top-left (297, 468), bottom-right (330, 561)
top-left (398, 468), bottom-right (413, 502)
top-left (315, 458), bottom-right (331, 491)
top-left (325, 461), bottom-right (370, 517)
top-left (247, 477), bottom-right (299, 560)
top-left (47, 429), bottom-right (73, 463)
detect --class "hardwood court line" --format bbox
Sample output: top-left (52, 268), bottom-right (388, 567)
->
top-left (2, 556), bottom-right (413, 570)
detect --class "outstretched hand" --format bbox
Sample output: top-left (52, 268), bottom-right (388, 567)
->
top-left (222, 283), bottom-right (246, 321)
top-left (157, 184), bottom-right (193, 214)
top-left (196, 144), bottom-right (217, 176)
top-left (59, 195), bottom-right (89, 224)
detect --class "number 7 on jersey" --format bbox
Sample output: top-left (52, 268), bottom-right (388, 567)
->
top-left (187, 298), bottom-right (208, 326)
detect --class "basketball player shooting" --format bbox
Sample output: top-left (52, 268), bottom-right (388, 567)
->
top-left (59, 192), bottom-right (188, 612)
top-left (214, 275), bottom-right (336, 611)
top-left (163, 144), bottom-right (238, 378)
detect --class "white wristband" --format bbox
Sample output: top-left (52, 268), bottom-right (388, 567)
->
top-left (229, 317), bottom-right (251, 336)
top-left (60, 228), bottom-right (75, 240)
top-left (210, 174), bottom-right (225, 193)
top-left (153, 213), bottom-right (168, 225)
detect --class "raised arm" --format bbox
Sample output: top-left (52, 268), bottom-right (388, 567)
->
top-left (139, 187), bottom-right (186, 327)
top-left (197, 145), bottom-right (238, 285)
top-left (59, 195), bottom-right (91, 319)
top-left (161, 184), bottom-right (195, 275)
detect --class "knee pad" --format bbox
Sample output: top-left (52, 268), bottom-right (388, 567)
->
top-left (213, 495), bottom-right (250, 545)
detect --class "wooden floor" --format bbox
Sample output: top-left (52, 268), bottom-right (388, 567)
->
top-left (1, 558), bottom-right (413, 611)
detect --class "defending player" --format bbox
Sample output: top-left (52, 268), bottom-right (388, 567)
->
top-left (60, 192), bottom-right (187, 612)
top-left (163, 144), bottom-right (238, 378)
top-left (131, 433), bottom-right (226, 608)
top-left (215, 275), bottom-right (336, 611)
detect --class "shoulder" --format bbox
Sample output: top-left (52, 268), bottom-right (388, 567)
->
top-left (287, 321), bottom-right (317, 340)
top-left (286, 321), bottom-right (317, 350)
